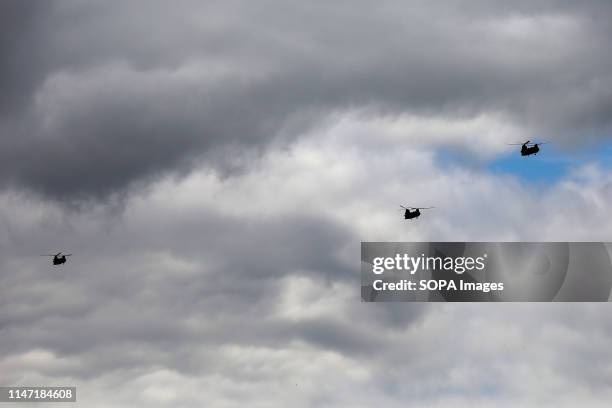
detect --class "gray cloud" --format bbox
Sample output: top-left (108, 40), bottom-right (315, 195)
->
top-left (3, 2), bottom-right (612, 407)
top-left (1, 0), bottom-right (612, 200)
top-left (2, 129), bottom-right (612, 405)
top-left (0, 1), bottom-right (52, 115)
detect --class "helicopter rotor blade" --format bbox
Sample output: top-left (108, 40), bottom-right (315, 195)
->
top-left (64, 254), bottom-right (72, 257)
top-left (413, 206), bottom-right (435, 210)
top-left (507, 140), bottom-right (533, 146)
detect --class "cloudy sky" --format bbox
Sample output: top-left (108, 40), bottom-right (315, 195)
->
top-left (1, 0), bottom-right (612, 406)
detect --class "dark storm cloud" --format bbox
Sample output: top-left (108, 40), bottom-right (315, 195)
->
top-left (1, 0), bottom-right (612, 200)
top-left (0, 1), bottom-right (52, 115)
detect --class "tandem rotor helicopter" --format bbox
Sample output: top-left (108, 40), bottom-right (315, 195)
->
top-left (400, 205), bottom-right (434, 220)
top-left (508, 140), bottom-right (549, 156)
top-left (41, 252), bottom-right (72, 266)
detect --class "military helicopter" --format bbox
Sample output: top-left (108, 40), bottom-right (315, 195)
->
top-left (508, 140), bottom-right (549, 156)
top-left (41, 252), bottom-right (72, 265)
top-left (400, 205), bottom-right (434, 220)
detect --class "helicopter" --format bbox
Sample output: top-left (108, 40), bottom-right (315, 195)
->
top-left (41, 252), bottom-right (72, 265)
top-left (508, 140), bottom-right (549, 156)
top-left (400, 205), bottom-right (434, 220)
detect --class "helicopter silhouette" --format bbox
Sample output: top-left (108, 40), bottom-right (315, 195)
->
top-left (508, 140), bottom-right (549, 156)
top-left (41, 252), bottom-right (72, 265)
top-left (400, 205), bottom-right (434, 220)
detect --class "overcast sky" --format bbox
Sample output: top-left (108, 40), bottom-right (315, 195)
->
top-left (1, 1), bottom-right (612, 406)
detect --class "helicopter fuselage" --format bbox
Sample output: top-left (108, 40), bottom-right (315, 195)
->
top-left (404, 209), bottom-right (421, 219)
top-left (53, 256), bottom-right (67, 265)
top-left (521, 144), bottom-right (540, 156)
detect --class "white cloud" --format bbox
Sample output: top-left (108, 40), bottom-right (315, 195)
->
top-left (2, 1), bottom-right (612, 406)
